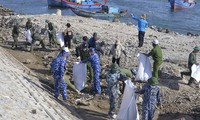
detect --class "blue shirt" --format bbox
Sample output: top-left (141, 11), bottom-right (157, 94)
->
top-left (132, 16), bottom-right (148, 32)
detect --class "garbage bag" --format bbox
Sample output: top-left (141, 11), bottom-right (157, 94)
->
top-left (135, 53), bottom-right (152, 81)
top-left (191, 64), bottom-right (200, 82)
top-left (73, 62), bottom-right (87, 91)
top-left (24, 30), bottom-right (32, 43)
top-left (115, 79), bottom-right (139, 120)
top-left (56, 32), bottom-right (64, 47)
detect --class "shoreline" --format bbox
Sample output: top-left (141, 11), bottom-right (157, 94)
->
top-left (0, 4), bottom-right (199, 36)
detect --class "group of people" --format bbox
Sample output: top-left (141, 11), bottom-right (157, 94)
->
top-left (12, 14), bottom-right (200, 120)
top-left (12, 18), bottom-right (73, 52)
top-left (50, 31), bottom-right (163, 120)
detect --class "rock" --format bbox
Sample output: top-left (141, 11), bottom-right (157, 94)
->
top-left (42, 55), bottom-right (49, 59)
top-left (31, 109), bottom-right (37, 114)
top-left (127, 22), bottom-right (133, 26)
top-left (157, 27), bottom-right (163, 32)
top-left (56, 9), bottom-right (62, 16)
top-left (187, 32), bottom-right (194, 36)
top-left (79, 20), bottom-right (83, 23)
top-left (166, 29), bottom-right (170, 33)
top-left (75, 99), bottom-right (90, 106)
top-left (112, 18), bottom-right (120, 22)
top-left (43, 61), bottom-right (48, 66)
top-left (23, 59), bottom-right (32, 64)
top-left (149, 26), bottom-right (157, 31)
top-left (173, 115), bottom-right (194, 120)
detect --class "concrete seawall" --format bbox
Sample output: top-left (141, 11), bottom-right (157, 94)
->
top-left (0, 46), bottom-right (81, 120)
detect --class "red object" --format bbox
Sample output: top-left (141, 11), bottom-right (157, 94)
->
top-left (104, 0), bottom-right (108, 5)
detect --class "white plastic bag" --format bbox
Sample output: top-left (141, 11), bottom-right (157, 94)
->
top-left (56, 32), bottom-right (64, 47)
top-left (73, 62), bottom-right (87, 91)
top-left (191, 64), bottom-right (200, 82)
top-left (115, 79), bottom-right (139, 120)
top-left (135, 53), bottom-right (152, 81)
top-left (24, 30), bottom-right (32, 43)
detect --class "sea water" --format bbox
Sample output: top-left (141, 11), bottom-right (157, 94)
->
top-left (0, 0), bottom-right (199, 34)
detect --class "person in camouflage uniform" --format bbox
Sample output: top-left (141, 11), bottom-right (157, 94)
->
top-left (45, 20), bottom-right (57, 48)
top-left (30, 28), bottom-right (46, 52)
top-left (12, 21), bottom-right (20, 49)
top-left (76, 36), bottom-right (93, 82)
top-left (50, 47), bottom-right (69, 100)
top-left (106, 63), bottom-right (128, 118)
top-left (181, 46), bottom-right (200, 85)
top-left (26, 18), bottom-right (33, 30)
top-left (106, 63), bottom-right (122, 118)
top-left (136, 77), bottom-right (161, 120)
top-left (82, 47), bottom-right (101, 94)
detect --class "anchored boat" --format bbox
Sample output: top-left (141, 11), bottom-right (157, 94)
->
top-left (168, 0), bottom-right (196, 10)
top-left (47, 0), bottom-right (102, 9)
top-left (71, 7), bottom-right (128, 19)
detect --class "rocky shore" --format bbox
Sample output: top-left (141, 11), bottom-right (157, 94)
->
top-left (0, 4), bottom-right (200, 120)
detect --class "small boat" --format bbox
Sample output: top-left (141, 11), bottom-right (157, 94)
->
top-left (71, 7), bottom-right (128, 19)
top-left (47, 0), bottom-right (102, 9)
top-left (168, 0), bottom-right (196, 10)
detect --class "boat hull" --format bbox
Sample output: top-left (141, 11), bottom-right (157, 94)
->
top-left (169, 0), bottom-right (196, 10)
top-left (47, 0), bottom-right (102, 9)
top-left (47, 0), bottom-right (63, 7)
top-left (71, 7), bottom-right (128, 19)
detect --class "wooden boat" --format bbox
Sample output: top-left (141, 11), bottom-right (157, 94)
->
top-left (47, 0), bottom-right (102, 9)
top-left (168, 0), bottom-right (196, 10)
top-left (71, 7), bottom-right (128, 19)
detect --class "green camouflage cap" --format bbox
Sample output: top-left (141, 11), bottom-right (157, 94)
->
top-left (148, 77), bottom-right (158, 86)
top-left (111, 63), bottom-right (120, 71)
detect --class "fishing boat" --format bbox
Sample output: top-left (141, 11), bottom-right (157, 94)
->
top-left (71, 7), bottom-right (128, 19)
top-left (168, 0), bottom-right (196, 10)
top-left (47, 0), bottom-right (103, 9)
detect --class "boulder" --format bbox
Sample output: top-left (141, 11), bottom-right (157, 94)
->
top-left (173, 115), bottom-right (194, 120)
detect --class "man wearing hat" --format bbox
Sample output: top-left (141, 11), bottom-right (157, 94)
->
top-left (82, 47), bottom-right (101, 94)
top-left (132, 14), bottom-right (148, 47)
top-left (45, 20), bottom-right (57, 48)
top-left (106, 63), bottom-right (127, 119)
top-left (50, 47), bottom-right (69, 100)
top-left (109, 40), bottom-right (127, 66)
top-left (30, 28), bottom-right (46, 52)
top-left (147, 39), bottom-right (163, 79)
top-left (181, 46), bottom-right (200, 85)
top-left (76, 36), bottom-right (93, 83)
top-left (136, 77), bottom-right (161, 120)
top-left (12, 21), bottom-right (20, 49)
top-left (64, 23), bottom-right (73, 49)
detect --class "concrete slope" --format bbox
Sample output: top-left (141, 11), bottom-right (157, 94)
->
top-left (0, 46), bottom-right (81, 120)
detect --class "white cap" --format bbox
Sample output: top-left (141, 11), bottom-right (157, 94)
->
top-left (63, 47), bottom-right (69, 52)
top-left (152, 39), bottom-right (159, 44)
